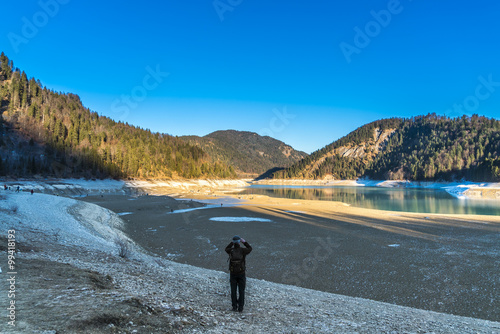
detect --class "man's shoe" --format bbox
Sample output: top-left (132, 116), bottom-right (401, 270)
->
top-left (238, 309), bottom-right (243, 313)
top-left (232, 307), bottom-right (238, 312)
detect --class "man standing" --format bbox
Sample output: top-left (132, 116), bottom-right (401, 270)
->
top-left (225, 235), bottom-right (252, 312)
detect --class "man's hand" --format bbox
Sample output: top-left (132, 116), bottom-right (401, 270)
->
top-left (240, 238), bottom-right (246, 243)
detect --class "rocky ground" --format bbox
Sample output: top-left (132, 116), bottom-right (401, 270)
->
top-left (4, 241), bottom-right (500, 333)
top-left (1, 191), bottom-right (500, 333)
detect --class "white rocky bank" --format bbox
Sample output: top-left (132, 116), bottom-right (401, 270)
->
top-left (4, 178), bottom-right (500, 200)
top-left (1, 191), bottom-right (499, 333)
top-left (1, 178), bottom-right (250, 197)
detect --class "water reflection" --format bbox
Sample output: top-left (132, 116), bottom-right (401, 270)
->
top-left (240, 185), bottom-right (500, 215)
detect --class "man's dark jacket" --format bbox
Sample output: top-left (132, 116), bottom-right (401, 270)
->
top-left (225, 241), bottom-right (252, 274)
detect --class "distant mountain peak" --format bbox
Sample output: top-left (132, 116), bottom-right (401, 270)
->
top-left (182, 130), bottom-right (307, 176)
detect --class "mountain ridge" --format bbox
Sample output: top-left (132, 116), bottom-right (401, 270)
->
top-left (273, 115), bottom-right (500, 182)
top-left (182, 130), bottom-right (307, 176)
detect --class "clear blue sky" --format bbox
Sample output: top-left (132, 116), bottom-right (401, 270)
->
top-left (1, 0), bottom-right (500, 153)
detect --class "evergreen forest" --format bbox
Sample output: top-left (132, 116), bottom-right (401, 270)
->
top-left (0, 52), bottom-right (236, 179)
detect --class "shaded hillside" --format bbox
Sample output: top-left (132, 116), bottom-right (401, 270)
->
top-left (182, 130), bottom-right (307, 176)
top-left (0, 52), bottom-right (236, 179)
top-left (273, 115), bottom-right (500, 182)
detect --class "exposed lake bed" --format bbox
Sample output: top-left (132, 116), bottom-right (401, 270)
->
top-left (83, 190), bottom-right (500, 322)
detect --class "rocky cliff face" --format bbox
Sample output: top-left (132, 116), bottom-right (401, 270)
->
top-left (301, 127), bottom-right (396, 178)
top-left (334, 128), bottom-right (395, 159)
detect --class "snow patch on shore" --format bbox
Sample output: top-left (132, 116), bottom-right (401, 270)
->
top-left (118, 212), bottom-right (133, 216)
top-left (0, 192), bottom-right (134, 256)
top-left (168, 205), bottom-right (219, 214)
top-left (209, 217), bottom-right (273, 222)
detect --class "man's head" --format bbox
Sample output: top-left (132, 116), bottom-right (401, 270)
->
top-left (232, 235), bottom-right (241, 244)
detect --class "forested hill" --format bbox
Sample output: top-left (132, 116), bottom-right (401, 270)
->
top-left (272, 115), bottom-right (500, 182)
top-left (182, 130), bottom-right (307, 176)
top-left (0, 52), bottom-right (236, 179)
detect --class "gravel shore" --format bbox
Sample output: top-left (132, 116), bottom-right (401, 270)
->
top-left (1, 191), bottom-right (500, 333)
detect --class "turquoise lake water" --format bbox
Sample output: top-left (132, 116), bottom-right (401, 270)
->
top-left (239, 185), bottom-right (500, 216)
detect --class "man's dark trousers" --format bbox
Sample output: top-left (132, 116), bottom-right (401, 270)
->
top-left (230, 273), bottom-right (246, 311)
